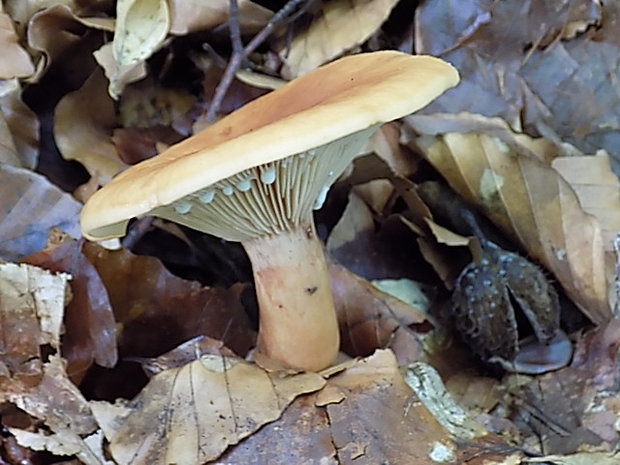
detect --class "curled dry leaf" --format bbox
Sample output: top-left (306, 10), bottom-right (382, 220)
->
top-left (0, 8), bottom-right (34, 78)
top-left (114, 0), bottom-right (169, 67)
top-left (0, 263), bottom-right (100, 461)
top-left (414, 0), bottom-right (620, 163)
top-left (0, 164), bottom-right (81, 261)
top-left (329, 262), bottom-right (427, 365)
top-left (55, 69), bottom-right (126, 185)
top-left (281, 0), bottom-right (400, 78)
top-left (94, 42), bottom-right (147, 99)
top-left (23, 240), bottom-right (118, 380)
top-left (414, 129), bottom-right (611, 324)
top-left (81, 242), bottom-right (256, 358)
top-left (91, 354), bottom-right (325, 465)
top-left (168, 0), bottom-right (272, 36)
top-left (0, 80), bottom-right (39, 169)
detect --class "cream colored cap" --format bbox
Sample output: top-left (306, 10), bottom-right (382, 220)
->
top-left (81, 51), bottom-right (459, 241)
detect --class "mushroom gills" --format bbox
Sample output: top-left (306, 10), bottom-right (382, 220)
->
top-left (153, 125), bottom-right (378, 242)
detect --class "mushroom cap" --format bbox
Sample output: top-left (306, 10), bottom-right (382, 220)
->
top-left (81, 51), bottom-right (459, 241)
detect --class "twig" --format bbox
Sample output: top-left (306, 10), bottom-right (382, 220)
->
top-left (206, 0), bottom-right (310, 121)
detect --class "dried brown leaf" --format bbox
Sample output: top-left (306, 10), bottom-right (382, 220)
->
top-left (55, 69), bottom-right (125, 185)
top-left (417, 131), bottom-right (611, 324)
top-left (329, 262), bottom-right (426, 363)
top-left (113, 0), bottom-right (169, 68)
top-left (281, 0), bottom-right (400, 78)
top-left (0, 80), bottom-right (39, 168)
top-left (91, 355), bottom-right (325, 464)
top-left (0, 9), bottom-right (34, 78)
top-left (0, 164), bottom-right (82, 261)
top-left (168, 0), bottom-right (272, 36)
top-left (23, 240), bottom-right (118, 380)
top-left (215, 393), bottom-right (336, 465)
top-left (414, 0), bottom-right (620, 165)
top-left (81, 242), bottom-right (255, 358)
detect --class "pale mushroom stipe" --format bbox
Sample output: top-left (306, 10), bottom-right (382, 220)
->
top-left (80, 51), bottom-right (460, 371)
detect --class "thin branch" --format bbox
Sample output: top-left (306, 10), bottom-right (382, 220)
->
top-left (206, 0), bottom-right (310, 121)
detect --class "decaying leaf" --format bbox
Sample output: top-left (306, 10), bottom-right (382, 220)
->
top-left (81, 242), bottom-right (256, 359)
top-left (329, 262), bottom-right (427, 365)
top-left (414, 128), bottom-right (611, 324)
top-left (414, 0), bottom-right (620, 166)
top-left (506, 320), bottom-right (620, 455)
top-left (281, 0), bottom-right (400, 78)
top-left (168, 0), bottom-right (272, 35)
top-left (0, 164), bottom-right (82, 261)
top-left (0, 7), bottom-right (34, 78)
top-left (0, 79), bottom-right (39, 169)
top-left (23, 240), bottom-right (118, 380)
top-left (113, 0), bottom-right (169, 68)
top-left (55, 69), bottom-right (126, 185)
top-left (0, 263), bottom-right (101, 462)
top-left (91, 354), bottom-right (325, 464)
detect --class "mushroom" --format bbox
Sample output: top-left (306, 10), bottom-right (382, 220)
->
top-left (80, 51), bottom-right (459, 371)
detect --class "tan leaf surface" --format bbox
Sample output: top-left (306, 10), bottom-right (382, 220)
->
top-left (416, 131), bottom-right (610, 324)
top-left (55, 69), bottom-right (125, 185)
top-left (329, 262), bottom-right (427, 364)
top-left (168, 0), bottom-right (272, 35)
top-left (281, 0), bottom-right (400, 78)
top-left (0, 263), bottom-right (100, 461)
top-left (113, 0), bottom-right (169, 68)
top-left (91, 355), bottom-right (326, 465)
top-left (0, 80), bottom-right (39, 168)
top-left (0, 164), bottom-right (82, 261)
top-left (0, 8), bottom-right (34, 78)
top-left (23, 240), bottom-right (118, 380)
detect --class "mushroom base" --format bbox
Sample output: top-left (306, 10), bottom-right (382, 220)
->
top-left (243, 224), bottom-right (339, 371)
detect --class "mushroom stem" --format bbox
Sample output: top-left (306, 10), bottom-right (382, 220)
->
top-left (243, 222), bottom-right (339, 371)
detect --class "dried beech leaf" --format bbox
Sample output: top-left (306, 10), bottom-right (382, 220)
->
top-left (91, 355), bottom-right (325, 464)
top-left (414, 0), bottom-right (620, 163)
top-left (168, 0), bottom-right (272, 35)
top-left (94, 42), bottom-right (147, 99)
top-left (0, 263), bottom-right (98, 458)
top-left (282, 0), bottom-right (400, 78)
top-left (23, 241), bottom-right (118, 379)
top-left (329, 262), bottom-right (426, 363)
top-left (55, 69), bottom-right (125, 184)
top-left (81, 242), bottom-right (255, 359)
top-left (0, 164), bottom-right (81, 261)
top-left (418, 131), bottom-right (610, 324)
top-left (0, 9), bottom-right (34, 78)
top-left (113, 0), bottom-right (169, 68)
top-left (0, 80), bottom-right (39, 168)
top-left (0, 263), bottom-right (68, 384)
top-left (324, 350), bottom-right (514, 464)
top-left (551, 153), bottom-right (620, 253)
top-left (215, 393), bottom-right (335, 464)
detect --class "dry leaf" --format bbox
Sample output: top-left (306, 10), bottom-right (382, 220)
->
top-left (281, 0), bottom-right (400, 78)
top-left (0, 8), bottom-right (35, 78)
top-left (0, 80), bottom-right (39, 168)
top-left (0, 164), bottom-right (82, 261)
top-left (81, 242), bottom-right (256, 359)
top-left (215, 393), bottom-right (336, 464)
top-left (55, 69), bottom-right (126, 185)
top-left (0, 263), bottom-right (100, 461)
top-left (113, 0), bottom-right (169, 68)
top-left (91, 355), bottom-right (325, 464)
top-left (94, 42), bottom-right (147, 99)
top-left (168, 0), bottom-right (272, 35)
top-left (23, 240), bottom-right (118, 380)
top-left (414, 0), bottom-right (620, 165)
top-left (329, 262), bottom-right (427, 364)
top-left (416, 131), bottom-right (611, 324)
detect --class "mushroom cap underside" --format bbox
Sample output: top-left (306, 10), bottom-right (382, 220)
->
top-left (81, 51), bottom-right (459, 241)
